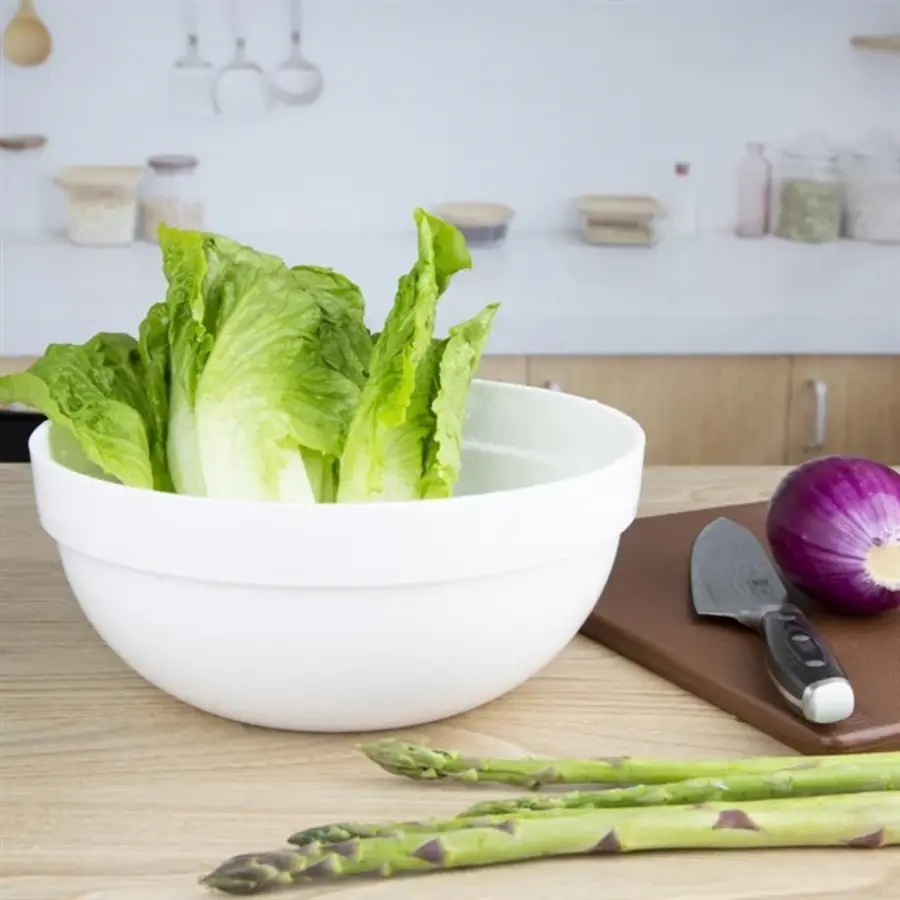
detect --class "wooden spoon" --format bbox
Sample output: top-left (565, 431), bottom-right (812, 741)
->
top-left (2, 0), bottom-right (52, 67)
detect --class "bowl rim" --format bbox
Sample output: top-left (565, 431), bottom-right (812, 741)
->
top-left (28, 379), bottom-right (646, 515)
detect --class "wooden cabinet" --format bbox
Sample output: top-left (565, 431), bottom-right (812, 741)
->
top-left (527, 355), bottom-right (900, 466)
top-left (477, 355), bottom-right (528, 384)
top-left (0, 357), bottom-right (33, 376)
top-left (787, 357), bottom-right (900, 465)
top-left (2, 352), bottom-right (899, 466)
top-left (527, 356), bottom-right (792, 465)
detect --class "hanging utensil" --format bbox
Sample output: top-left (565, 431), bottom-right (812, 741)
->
top-left (213, 0), bottom-right (271, 117)
top-left (272, 0), bottom-right (323, 107)
top-left (2, 0), bottom-right (52, 68)
top-left (168, 0), bottom-right (215, 119)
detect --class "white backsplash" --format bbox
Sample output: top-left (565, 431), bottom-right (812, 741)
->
top-left (1, 0), bottom-right (898, 237)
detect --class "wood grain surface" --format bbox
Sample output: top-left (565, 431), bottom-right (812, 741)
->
top-left (3, 465), bottom-right (898, 900)
top-left (526, 357), bottom-right (793, 465)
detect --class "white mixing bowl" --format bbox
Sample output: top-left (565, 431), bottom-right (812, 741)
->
top-left (28, 379), bottom-right (645, 732)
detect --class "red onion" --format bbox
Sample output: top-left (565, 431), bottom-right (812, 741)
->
top-left (766, 456), bottom-right (900, 616)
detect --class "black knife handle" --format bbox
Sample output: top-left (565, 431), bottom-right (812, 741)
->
top-left (760, 603), bottom-right (854, 725)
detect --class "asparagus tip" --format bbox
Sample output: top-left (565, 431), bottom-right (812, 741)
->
top-left (199, 870), bottom-right (259, 895)
top-left (357, 739), bottom-right (456, 780)
top-left (200, 850), bottom-right (299, 895)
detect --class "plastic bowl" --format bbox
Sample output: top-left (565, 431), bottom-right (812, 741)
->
top-left (28, 380), bottom-right (645, 732)
top-left (431, 203), bottom-right (514, 247)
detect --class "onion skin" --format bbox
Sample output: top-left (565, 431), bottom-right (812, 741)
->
top-left (766, 456), bottom-right (900, 616)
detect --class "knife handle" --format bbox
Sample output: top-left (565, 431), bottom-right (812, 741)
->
top-left (760, 604), bottom-right (854, 725)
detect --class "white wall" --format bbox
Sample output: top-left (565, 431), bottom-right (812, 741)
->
top-left (1, 0), bottom-right (899, 237)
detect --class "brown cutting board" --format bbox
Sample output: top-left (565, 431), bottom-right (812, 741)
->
top-left (580, 502), bottom-right (900, 755)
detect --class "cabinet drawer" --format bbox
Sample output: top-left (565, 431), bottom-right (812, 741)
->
top-left (788, 357), bottom-right (900, 465)
top-left (528, 356), bottom-right (791, 465)
top-left (477, 355), bottom-right (528, 384)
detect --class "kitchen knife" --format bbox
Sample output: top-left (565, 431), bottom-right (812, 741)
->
top-left (690, 517), bottom-right (854, 726)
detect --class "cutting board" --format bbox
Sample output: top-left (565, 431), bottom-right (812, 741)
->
top-left (580, 502), bottom-right (900, 755)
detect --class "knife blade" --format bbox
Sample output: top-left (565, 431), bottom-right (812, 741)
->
top-left (690, 517), bottom-right (854, 726)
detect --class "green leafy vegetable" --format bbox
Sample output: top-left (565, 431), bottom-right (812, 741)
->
top-left (0, 208), bottom-right (498, 504)
top-left (420, 302), bottom-right (499, 499)
top-left (336, 209), bottom-right (477, 502)
top-left (159, 226), bottom-right (214, 496)
top-left (161, 228), bottom-right (372, 502)
top-left (0, 332), bottom-right (172, 491)
top-left (137, 301), bottom-right (172, 491)
top-left (192, 265), bottom-right (369, 503)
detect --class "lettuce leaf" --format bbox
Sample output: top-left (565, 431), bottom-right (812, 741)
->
top-left (47, 421), bottom-right (115, 481)
top-left (159, 226), bottom-right (214, 495)
top-left (160, 226), bottom-right (305, 497)
top-left (159, 228), bottom-right (374, 503)
top-left (288, 265), bottom-right (373, 502)
top-left (420, 302), bottom-right (499, 499)
top-left (346, 332), bottom-right (446, 502)
top-left (137, 301), bottom-right (172, 491)
top-left (290, 264), bottom-right (372, 388)
top-left (0, 332), bottom-right (170, 490)
top-left (193, 267), bottom-right (366, 502)
top-left (342, 303), bottom-right (497, 502)
top-left (336, 209), bottom-right (479, 502)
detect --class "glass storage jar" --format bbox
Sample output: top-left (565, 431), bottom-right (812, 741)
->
top-left (771, 137), bottom-right (843, 244)
top-left (138, 154), bottom-right (204, 242)
top-left (846, 140), bottom-right (900, 244)
top-left (0, 134), bottom-right (48, 238)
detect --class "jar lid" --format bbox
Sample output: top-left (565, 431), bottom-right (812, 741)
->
top-left (852, 146), bottom-right (900, 163)
top-left (0, 134), bottom-right (47, 152)
top-left (782, 147), bottom-right (841, 163)
top-left (147, 154), bottom-right (200, 173)
top-left (851, 129), bottom-right (900, 161)
top-left (781, 131), bottom-right (839, 162)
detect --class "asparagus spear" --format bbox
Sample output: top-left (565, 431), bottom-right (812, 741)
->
top-left (288, 808), bottom-right (593, 847)
top-left (285, 763), bottom-right (900, 846)
top-left (460, 764), bottom-right (900, 816)
top-left (202, 792), bottom-right (900, 894)
top-left (358, 740), bottom-right (900, 789)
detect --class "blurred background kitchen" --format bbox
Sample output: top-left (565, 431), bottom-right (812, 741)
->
top-left (1, 0), bottom-right (899, 466)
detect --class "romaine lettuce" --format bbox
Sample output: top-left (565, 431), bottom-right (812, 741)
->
top-left (192, 268), bottom-right (369, 503)
top-left (0, 209), bottom-right (497, 504)
top-left (420, 302), bottom-right (499, 499)
top-left (0, 332), bottom-right (172, 491)
top-left (160, 226), bottom-right (373, 503)
top-left (334, 208), bottom-right (471, 503)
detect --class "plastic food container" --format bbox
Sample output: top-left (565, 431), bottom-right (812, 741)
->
top-left (27, 379), bottom-right (645, 733)
top-left (575, 195), bottom-right (666, 246)
top-left (55, 165), bottom-right (144, 246)
top-left (138, 154), bottom-right (205, 243)
top-left (431, 203), bottom-right (514, 246)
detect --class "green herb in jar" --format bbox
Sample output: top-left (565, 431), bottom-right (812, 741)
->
top-left (775, 178), bottom-right (842, 243)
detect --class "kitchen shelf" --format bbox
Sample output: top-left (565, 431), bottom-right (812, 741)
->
top-left (850, 34), bottom-right (900, 53)
top-left (2, 231), bottom-right (900, 358)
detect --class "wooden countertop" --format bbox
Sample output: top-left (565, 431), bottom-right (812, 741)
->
top-left (3, 465), bottom-right (897, 900)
